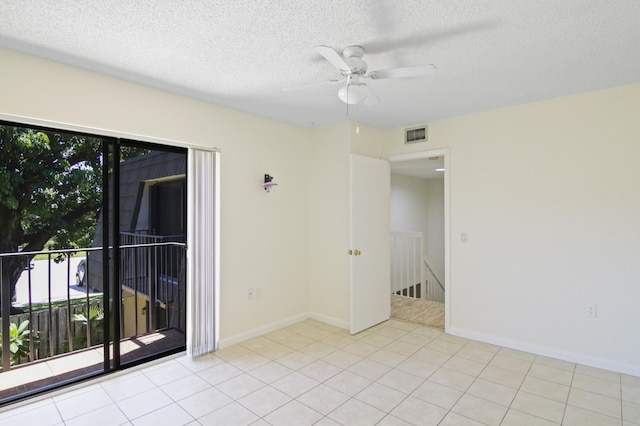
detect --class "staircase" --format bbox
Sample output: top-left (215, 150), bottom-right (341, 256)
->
top-left (391, 232), bottom-right (444, 303)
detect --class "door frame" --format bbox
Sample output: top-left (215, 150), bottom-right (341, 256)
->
top-left (388, 148), bottom-right (451, 331)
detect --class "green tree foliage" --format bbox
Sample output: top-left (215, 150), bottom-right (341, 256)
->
top-left (0, 127), bottom-right (104, 249)
top-left (0, 124), bottom-right (146, 313)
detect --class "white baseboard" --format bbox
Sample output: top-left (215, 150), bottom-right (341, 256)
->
top-left (219, 312), bottom-right (310, 348)
top-left (309, 311), bottom-right (349, 331)
top-left (218, 312), bottom-right (349, 349)
top-left (448, 326), bottom-right (640, 377)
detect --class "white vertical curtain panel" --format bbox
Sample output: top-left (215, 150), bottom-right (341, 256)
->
top-left (186, 148), bottom-right (219, 357)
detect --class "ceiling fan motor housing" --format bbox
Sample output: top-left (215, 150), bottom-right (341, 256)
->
top-left (342, 45), bottom-right (367, 75)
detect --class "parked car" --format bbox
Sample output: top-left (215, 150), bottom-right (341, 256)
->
top-left (76, 258), bottom-right (87, 286)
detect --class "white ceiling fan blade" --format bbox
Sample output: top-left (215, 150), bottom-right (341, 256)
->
top-left (363, 85), bottom-right (379, 106)
top-left (282, 78), bottom-right (344, 92)
top-left (315, 45), bottom-right (351, 72)
top-left (369, 64), bottom-right (437, 80)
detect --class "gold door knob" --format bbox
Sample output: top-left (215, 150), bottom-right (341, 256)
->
top-left (348, 250), bottom-right (353, 255)
top-left (354, 249), bottom-right (361, 256)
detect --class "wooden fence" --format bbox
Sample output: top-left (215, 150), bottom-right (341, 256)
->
top-left (6, 300), bottom-right (104, 367)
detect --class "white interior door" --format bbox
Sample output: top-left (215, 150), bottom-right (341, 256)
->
top-left (350, 154), bottom-right (391, 334)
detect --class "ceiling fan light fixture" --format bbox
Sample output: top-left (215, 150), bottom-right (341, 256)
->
top-left (314, 44), bottom-right (436, 107)
top-left (338, 83), bottom-right (368, 104)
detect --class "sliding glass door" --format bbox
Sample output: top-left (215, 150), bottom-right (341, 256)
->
top-left (112, 140), bottom-right (187, 367)
top-left (0, 121), bottom-right (187, 404)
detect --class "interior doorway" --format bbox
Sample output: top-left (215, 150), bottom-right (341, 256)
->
top-left (388, 149), bottom-right (450, 331)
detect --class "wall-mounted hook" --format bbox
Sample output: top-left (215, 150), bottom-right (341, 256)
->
top-left (263, 174), bottom-right (278, 192)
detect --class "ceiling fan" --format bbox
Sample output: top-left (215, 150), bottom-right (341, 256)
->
top-left (302, 45), bottom-right (437, 105)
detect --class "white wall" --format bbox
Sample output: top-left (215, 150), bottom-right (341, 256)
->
top-left (307, 121), bottom-right (385, 328)
top-left (390, 174), bottom-right (430, 233)
top-left (5, 46), bottom-right (640, 376)
top-left (308, 123), bottom-right (351, 327)
top-left (390, 174), bottom-right (444, 281)
top-left (383, 83), bottom-right (640, 375)
top-left (0, 48), bottom-right (312, 343)
top-left (423, 179), bottom-right (445, 280)
top-left (350, 122), bottom-right (384, 158)
top-left (220, 117), bottom-right (311, 340)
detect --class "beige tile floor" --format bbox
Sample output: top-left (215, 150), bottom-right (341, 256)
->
top-left (1, 318), bottom-right (639, 425)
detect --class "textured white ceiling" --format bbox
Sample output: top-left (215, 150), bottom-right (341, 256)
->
top-left (1, 1), bottom-right (639, 129)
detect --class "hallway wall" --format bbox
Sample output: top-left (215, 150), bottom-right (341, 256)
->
top-left (382, 82), bottom-right (640, 375)
top-left (390, 173), bottom-right (444, 281)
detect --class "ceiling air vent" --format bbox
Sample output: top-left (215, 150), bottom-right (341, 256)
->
top-left (405, 125), bottom-right (428, 144)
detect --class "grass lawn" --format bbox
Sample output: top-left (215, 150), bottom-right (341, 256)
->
top-left (26, 295), bottom-right (103, 313)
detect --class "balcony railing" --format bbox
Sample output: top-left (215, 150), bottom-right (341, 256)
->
top-left (0, 239), bottom-right (186, 373)
top-left (119, 232), bottom-right (185, 304)
top-left (118, 233), bottom-right (186, 334)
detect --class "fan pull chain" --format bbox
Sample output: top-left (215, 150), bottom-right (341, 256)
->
top-left (346, 84), bottom-right (350, 116)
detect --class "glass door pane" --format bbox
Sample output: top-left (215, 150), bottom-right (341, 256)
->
top-left (0, 123), bottom-right (108, 401)
top-left (116, 142), bottom-right (187, 366)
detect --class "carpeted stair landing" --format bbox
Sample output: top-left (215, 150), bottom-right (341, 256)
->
top-left (390, 294), bottom-right (444, 329)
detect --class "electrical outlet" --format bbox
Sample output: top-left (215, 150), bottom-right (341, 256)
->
top-left (248, 288), bottom-right (256, 300)
top-left (587, 304), bottom-right (598, 318)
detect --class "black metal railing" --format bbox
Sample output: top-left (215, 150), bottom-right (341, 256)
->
top-left (119, 233), bottom-right (186, 335)
top-left (0, 239), bottom-right (185, 372)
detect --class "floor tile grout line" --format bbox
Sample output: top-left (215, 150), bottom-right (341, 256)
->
top-left (283, 331), bottom-right (402, 420)
top-left (620, 373), bottom-right (626, 424)
top-left (489, 352), bottom-right (580, 425)
top-left (230, 332), bottom-right (350, 424)
top-left (7, 318), bottom-right (640, 426)
top-left (258, 321), bottom-right (432, 425)
top-left (102, 381), bottom-right (142, 426)
top-left (500, 349), bottom-right (537, 425)
top-left (374, 325), bottom-right (478, 425)
top-left (382, 331), bottom-right (478, 424)
top-left (438, 338), bottom-right (504, 426)
top-left (52, 397), bottom-right (66, 425)
top-left (54, 379), bottom-right (123, 425)
top-left (557, 360), bottom-right (576, 426)
top-left (269, 323), bottom-right (371, 425)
